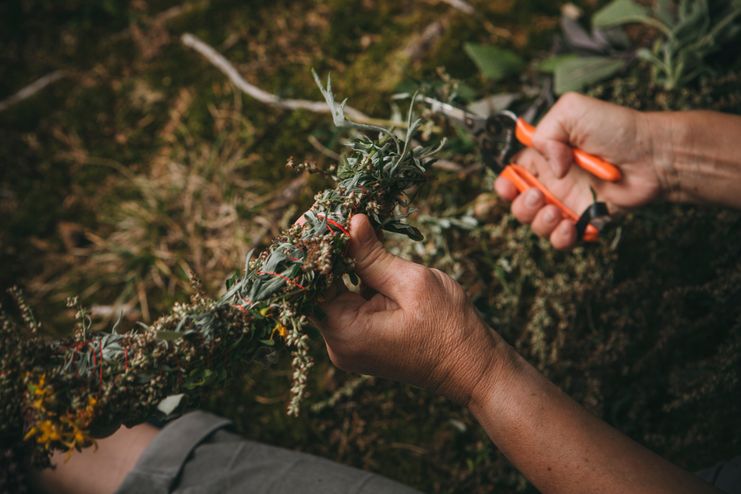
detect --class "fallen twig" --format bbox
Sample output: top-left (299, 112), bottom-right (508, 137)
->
top-left (0, 71), bottom-right (66, 113)
top-left (439, 0), bottom-right (475, 15)
top-left (181, 33), bottom-right (403, 128)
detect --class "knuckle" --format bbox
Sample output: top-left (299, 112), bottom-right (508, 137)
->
top-left (448, 281), bottom-right (467, 308)
top-left (357, 242), bottom-right (386, 270)
top-left (406, 265), bottom-right (432, 291)
top-left (512, 203), bottom-right (533, 223)
top-left (558, 91), bottom-right (583, 107)
top-left (430, 269), bottom-right (467, 306)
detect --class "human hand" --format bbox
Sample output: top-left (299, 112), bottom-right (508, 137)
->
top-left (494, 92), bottom-right (664, 249)
top-left (316, 214), bottom-right (503, 405)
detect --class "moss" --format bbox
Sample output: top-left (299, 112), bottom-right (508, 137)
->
top-left (2, 0), bottom-right (740, 491)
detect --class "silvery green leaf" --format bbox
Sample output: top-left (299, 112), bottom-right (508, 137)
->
top-left (537, 54), bottom-right (581, 73)
top-left (636, 47), bottom-right (661, 65)
top-left (675, 0), bottom-right (710, 42)
top-left (157, 393), bottom-right (185, 416)
top-left (600, 26), bottom-right (631, 49)
top-left (553, 56), bottom-right (626, 94)
top-left (593, 0), bottom-right (649, 28)
top-left (464, 43), bottom-right (525, 81)
top-left (382, 220), bottom-right (424, 241)
top-left (561, 16), bottom-right (609, 52)
top-left (312, 69), bottom-right (346, 128)
top-left (655, 0), bottom-right (676, 25)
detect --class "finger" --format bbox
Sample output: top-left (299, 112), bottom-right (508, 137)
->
top-left (537, 139), bottom-right (573, 179)
top-left (316, 275), bottom-right (346, 303)
top-left (494, 176), bottom-right (518, 201)
top-left (550, 219), bottom-right (577, 250)
top-left (294, 211), bottom-right (308, 226)
top-left (530, 93), bottom-right (590, 178)
top-left (348, 214), bottom-right (414, 301)
top-left (510, 188), bottom-right (544, 224)
top-left (531, 204), bottom-right (562, 238)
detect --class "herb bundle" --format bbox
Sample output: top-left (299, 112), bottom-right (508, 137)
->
top-left (0, 74), bottom-right (441, 481)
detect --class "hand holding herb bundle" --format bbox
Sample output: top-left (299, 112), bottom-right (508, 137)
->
top-left (0, 73), bottom-right (442, 483)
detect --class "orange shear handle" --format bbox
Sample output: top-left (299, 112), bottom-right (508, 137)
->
top-left (500, 164), bottom-right (599, 242)
top-left (515, 118), bottom-right (622, 182)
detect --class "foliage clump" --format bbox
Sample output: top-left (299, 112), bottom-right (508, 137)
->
top-left (0, 76), bottom-right (441, 477)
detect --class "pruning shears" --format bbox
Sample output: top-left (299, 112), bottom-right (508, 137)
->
top-left (424, 97), bottom-right (622, 242)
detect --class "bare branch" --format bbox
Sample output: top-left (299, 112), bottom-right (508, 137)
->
top-left (0, 70), bottom-right (66, 113)
top-left (439, 0), bottom-right (475, 15)
top-left (181, 33), bottom-right (390, 125)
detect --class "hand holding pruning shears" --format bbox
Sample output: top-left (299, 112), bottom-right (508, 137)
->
top-left (427, 92), bottom-right (664, 249)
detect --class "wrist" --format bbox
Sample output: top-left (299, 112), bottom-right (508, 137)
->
top-left (462, 324), bottom-right (520, 411)
top-left (642, 110), bottom-right (741, 207)
top-left (640, 110), bottom-right (685, 203)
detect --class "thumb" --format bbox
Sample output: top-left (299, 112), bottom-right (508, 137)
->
top-left (531, 93), bottom-right (589, 179)
top-left (348, 214), bottom-right (410, 300)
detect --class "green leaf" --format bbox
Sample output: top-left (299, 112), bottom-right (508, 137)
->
top-left (464, 43), bottom-right (525, 81)
top-left (382, 220), bottom-right (424, 241)
top-left (593, 0), bottom-right (650, 28)
top-left (655, 0), bottom-right (676, 25)
top-left (536, 54), bottom-right (581, 73)
top-left (674, 0), bottom-right (710, 43)
top-left (455, 82), bottom-right (477, 102)
top-left (553, 56), bottom-right (626, 94)
top-left (185, 369), bottom-right (214, 389)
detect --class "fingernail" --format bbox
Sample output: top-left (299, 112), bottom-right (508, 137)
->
top-left (355, 216), bottom-right (376, 244)
top-left (543, 208), bottom-right (557, 224)
top-left (524, 188), bottom-right (542, 208)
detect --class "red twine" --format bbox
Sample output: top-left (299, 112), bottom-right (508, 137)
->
top-left (232, 303), bottom-right (251, 316)
top-left (316, 214), bottom-right (351, 238)
top-left (231, 297), bottom-right (256, 315)
top-left (257, 270), bottom-right (306, 290)
top-left (98, 342), bottom-right (104, 388)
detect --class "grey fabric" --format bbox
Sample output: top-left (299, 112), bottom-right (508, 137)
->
top-left (115, 411), bottom-right (421, 494)
top-left (697, 456), bottom-right (741, 494)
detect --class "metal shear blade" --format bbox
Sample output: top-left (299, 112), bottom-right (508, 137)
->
top-left (423, 97), bottom-right (519, 173)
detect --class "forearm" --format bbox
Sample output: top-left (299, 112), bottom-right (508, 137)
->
top-left (649, 110), bottom-right (741, 208)
top-left (469, 338), bottom-right (717, 494)
top-left (32, 423), bottom-right (158, 494)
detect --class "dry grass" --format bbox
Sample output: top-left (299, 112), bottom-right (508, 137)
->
top-left (2, 1), bottom-right (740, 492)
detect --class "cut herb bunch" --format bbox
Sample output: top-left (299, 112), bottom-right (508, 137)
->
top-left (0, 72), bottom-right (442, 474)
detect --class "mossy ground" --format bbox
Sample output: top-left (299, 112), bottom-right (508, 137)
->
top-left (1, 1), bottom-right (739, 492)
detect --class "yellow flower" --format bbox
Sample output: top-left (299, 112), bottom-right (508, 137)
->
top-left (33, 374), bottom-right (48, 396)
top-left (36, 420), bottom-right (61, 445)
top-left (23, 426), bottom-right (38, 442)
top-left (271, 322), bottom-right (287, 339)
